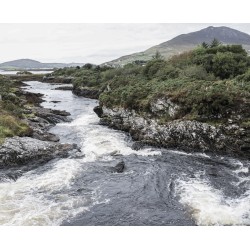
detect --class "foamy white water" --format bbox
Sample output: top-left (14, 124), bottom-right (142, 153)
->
top-left (176, 177), bottom-right (250, 226)
top-left (1, 81), bottom-right (249, 226)
top-left (0, 81), bottom-right (161, 225)
top-left (0, 159), bottom-right (88, 225)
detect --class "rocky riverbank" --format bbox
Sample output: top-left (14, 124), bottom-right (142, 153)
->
top-left (0, 83), bottom-right (79, 169)
top-left (72, 86), bottom-right (101, 99)
top-left (95, 105), bottom-right (250, 159)
top-left (42, 76), bottom-right (74, 84)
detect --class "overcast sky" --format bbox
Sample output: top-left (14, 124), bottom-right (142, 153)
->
top-left (0, 23), bottom-right (250, 64)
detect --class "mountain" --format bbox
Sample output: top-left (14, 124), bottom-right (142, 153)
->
top-left (0, 59), bottom-right (85, 70)
top-left (106, 26), bottom-right (250, 66)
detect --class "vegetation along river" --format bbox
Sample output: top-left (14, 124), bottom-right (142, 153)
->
top-left (0, 81), bottom-right (249, 226)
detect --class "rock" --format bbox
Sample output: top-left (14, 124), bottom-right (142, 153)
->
top-left (150, 98), bottom-right (180, 118)
top-left (93, 106), bottom-right (103, 117)
top-left (112, 161), bottom-right (125, 173)
top-left (208, 167), bottom-right (219, 177)
top-left (42, 76), bottom-right (74, 84)
top-left (0, 137), bottom-right (75, 168)
top-left (240, 144), bottom-right (250, 151)
top-left (73, 87), bottom-right (100, 99)
top-left (51, 109), bottom-right (70, 117)
top-left (33, 107), bottom-right (71, 124)
top-left (33, 132), bottom-right (60, 142)
top-left (131, 141), bottom-right (145, 151)
top-left (55, 86), bottom-right (73, 91)
top-left (98, 105), bottom-right (250, 159)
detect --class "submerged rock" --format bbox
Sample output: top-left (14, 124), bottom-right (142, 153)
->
top-left (131, 141), bottom-right (145, 151)
top-left (111, 161), bottom-right (126, 173)
top-left (0, 137), bottom-right (75, 168)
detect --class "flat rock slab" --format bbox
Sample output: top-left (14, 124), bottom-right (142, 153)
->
top-left (0, 137), bottom-right (74, 168)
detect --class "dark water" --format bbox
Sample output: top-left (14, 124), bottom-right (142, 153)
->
top-left (0, 81), bottom-right (249, 226)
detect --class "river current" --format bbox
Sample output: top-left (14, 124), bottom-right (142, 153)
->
top-left (0, 81), bottom-right (249, 226)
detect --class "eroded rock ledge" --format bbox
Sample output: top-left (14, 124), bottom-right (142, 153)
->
top-left (95, 106), bottom-right (250, 159)
top-left (0, 137), bottom-right (76, 168)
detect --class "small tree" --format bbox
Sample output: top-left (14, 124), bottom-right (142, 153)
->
top-left (152, 50), bottom-right (163, 60)
top-left (210, 38), bottom-right (221, 48)
top-left (201, 42), bottom-right (209, 49)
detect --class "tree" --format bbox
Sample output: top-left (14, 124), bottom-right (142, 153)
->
top-left (210, 38), bottom-right (221, 48)
top-left (212, 52), bottom-right (238, 79)
top-left (152, 50), bottom-right (163, 60)
top-left (201, 42), bottom-right (209, 49)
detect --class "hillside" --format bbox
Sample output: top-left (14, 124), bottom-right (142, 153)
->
top-left (0, 59), bottom-right (85, 70)
top-left (106, 26), bottom-right (250, 66)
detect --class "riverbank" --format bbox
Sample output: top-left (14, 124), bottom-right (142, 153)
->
top-left (0, 78), bottom-right (79, 168)
top-left (94, 105), bottom-right (250, 159)
top-left (38, 44), bottom-right (250, 159)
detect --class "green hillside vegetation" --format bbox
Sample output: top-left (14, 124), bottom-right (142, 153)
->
top-left (0, 76), bottom-right (31, 143)
top-left (52, 43), bottom-right (250, 125)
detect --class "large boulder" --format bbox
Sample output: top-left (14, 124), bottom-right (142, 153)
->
top-left (0, 137), bottom-right (75, 168)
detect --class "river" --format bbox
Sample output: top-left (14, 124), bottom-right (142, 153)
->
top-left (0, 81), bottom-right (249, 226)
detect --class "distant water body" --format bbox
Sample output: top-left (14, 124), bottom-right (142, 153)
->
top-left (0, 70), bottom-right (53, 75)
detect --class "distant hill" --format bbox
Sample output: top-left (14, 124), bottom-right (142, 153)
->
top-left (106, 26), bottom-right (250, 66)
top-left (0, 59), bottom-right (85, 70)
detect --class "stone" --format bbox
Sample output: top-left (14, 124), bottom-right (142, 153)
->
top-left (93, 106), bottom-right (103, 118)
top-left (98, 105), bottom-right (250, 159)
top-left (131, 141), bottom-right (145, 151)
top-left (0, 137), bottom-right (75, 168)
top-left (112, 161), bottom-right (125, 173)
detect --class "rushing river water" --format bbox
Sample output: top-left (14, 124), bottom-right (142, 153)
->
top-left (0, 81), bottom-right (249, 226)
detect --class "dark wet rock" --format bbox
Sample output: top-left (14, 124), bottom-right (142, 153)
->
top-left (25, 107), bottom-right (71, 142)
top-left (50, 100), bottom-right (61, 103)
top-left (93, 106), bottom-right (103, 118)
top-left (131, 141), bottom-right (145, 151)
top-left (55, 86), bottom-right (73, 91)
top-left (16, 90), bottom-right (44, 105)
top-left (73, 86), bottom-right (100, 99)
top-left (111, 161), bottom-right (125, 173)
top-left (32, 107), bottom-right (71, 124)
top-left (0, 137), bottom-right (75, 168)
top-left (42, 76), bottom-right (74, 84)
top-left (51, 109), bottom-right (70, 116)
top-left (208, 167), bottom-right (219, 177)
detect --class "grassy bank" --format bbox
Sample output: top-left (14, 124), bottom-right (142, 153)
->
top-left (52, 43), bottom-right (250, 126)
top-left (0, 75), bottom-right (32, 143)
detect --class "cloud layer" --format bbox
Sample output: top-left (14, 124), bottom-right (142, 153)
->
top-left (0, 23), bottom-right (249, 64)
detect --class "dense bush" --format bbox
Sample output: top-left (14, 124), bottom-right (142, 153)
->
top-left (52, 43), bottom-right (250, 122)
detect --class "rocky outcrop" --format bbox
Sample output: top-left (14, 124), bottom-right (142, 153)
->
top-left (72, 86), bottom-right (100, 99)
top-left (95, 105), bottom-right (250, 158)
top-left (0, 137), bottom-right (76, 168)
top-left (55, 86), bottom-right (73, 91)
top-left (42, 76), bottom-right (74, 84)
top-left (24, 106), bottom-right (71, 142)
top-left (150, 98), bottom-right (180, 118)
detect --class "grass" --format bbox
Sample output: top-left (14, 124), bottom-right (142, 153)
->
top-left (52, 44), bottom-right (250, 126)
top-left (0, 75), bottom-right (32, 143)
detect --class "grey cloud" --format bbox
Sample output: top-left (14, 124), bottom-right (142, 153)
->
top-left (0, 23), bottom-right (249, 64)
